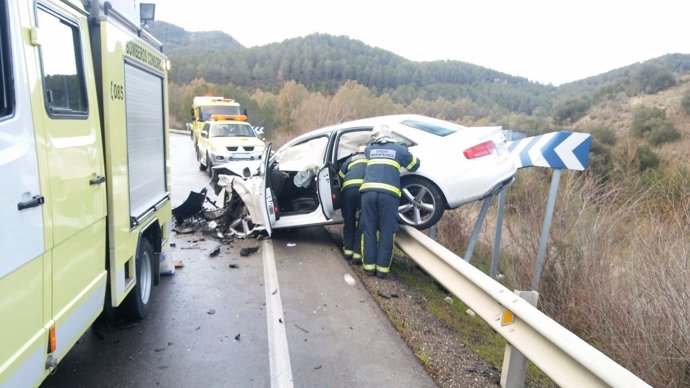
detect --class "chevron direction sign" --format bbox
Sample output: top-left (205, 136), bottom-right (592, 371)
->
top-left (507, 131), bottom-right (592, 171)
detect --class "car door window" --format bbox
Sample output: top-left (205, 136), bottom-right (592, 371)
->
top-left (274, 136), bottom-right (328, 172)
top-left (333, 129), bottom-right (372, 161)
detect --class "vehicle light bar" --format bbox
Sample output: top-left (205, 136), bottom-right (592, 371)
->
top-left (211, 114), bottom-right (247, 122)
top-left (463, 140), bottom-right (496, 159)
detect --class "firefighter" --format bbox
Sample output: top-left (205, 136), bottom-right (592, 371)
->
top-left (359, 124), bottom-right (420, 278)
top-left (338, 146), bottom-right (368, 264)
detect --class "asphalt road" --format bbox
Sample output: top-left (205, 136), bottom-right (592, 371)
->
top-left (40, 132), bottom-right (436, 388)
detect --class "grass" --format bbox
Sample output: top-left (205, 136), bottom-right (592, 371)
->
top-left (393, 247), bottom-right (556, 387)
top-left (415, 349), bottom-right (431, 366)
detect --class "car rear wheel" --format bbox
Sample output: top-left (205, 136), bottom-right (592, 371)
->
top-left (398, 176), bottom-right (445, 230)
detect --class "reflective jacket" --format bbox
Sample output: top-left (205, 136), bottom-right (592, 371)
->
top-left (360, 140), bottom-right (420, 197)
top-left (339, 152), bottom-right (368, 191)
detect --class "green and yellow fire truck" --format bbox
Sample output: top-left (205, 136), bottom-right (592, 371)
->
top-left (0, 0), bottom-right (172, 386)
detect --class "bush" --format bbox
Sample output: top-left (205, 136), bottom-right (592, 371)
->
top-left (553, 97), bottom-right (591, 124)
top-left (630, 63), bottom-right (676, 94)
top-left (635, 145), bottom-right (660, 171)
top-left (644, 121), bottom-right (681, 145)
top-left (630, 105), bottom-right (680, 145)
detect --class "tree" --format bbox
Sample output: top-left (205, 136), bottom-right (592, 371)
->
top-left (276, 81), bottom-right (310, 134)
top-left (630, 63), bottom-right (675, 94)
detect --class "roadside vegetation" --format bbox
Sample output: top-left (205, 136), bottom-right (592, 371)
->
top-left (157, 26), bottom-right (690, 385)
top-left (172, 75), bottom-right (689, 387)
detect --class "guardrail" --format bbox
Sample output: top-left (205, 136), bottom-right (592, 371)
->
top-left (395, 225), bottom-right (651, 388)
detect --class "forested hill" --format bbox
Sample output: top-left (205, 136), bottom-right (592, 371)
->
top-left (148, 21), bottom-right (244, 56)
top-left (149, 21), bottom-right (690, 118)
top-left (149, 21), bottom-right (554, 114)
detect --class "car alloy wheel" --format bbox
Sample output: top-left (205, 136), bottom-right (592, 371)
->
top-left (398, 176), bottom-right (444, 230)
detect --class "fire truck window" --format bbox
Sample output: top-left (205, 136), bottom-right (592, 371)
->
top-left (36, 6), bottom-right (87, 117)
top-left (0, 0), bottom-right (12, 119)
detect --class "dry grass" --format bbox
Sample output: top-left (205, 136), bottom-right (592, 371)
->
top-left (436, 169), bottom-right (690, 387)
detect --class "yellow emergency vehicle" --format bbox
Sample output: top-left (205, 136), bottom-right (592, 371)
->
top-left (190, 96), bottom-right (243, 153)
top-left (197, 114), bottom-right (266, 177)
top-left (0, 0), bottom-right (172, 386)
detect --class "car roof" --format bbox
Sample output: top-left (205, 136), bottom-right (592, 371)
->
top-left (282, 114), bottom-right (468, 146)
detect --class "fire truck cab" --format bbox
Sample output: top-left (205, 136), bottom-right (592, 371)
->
top-left (0, 0), bottom-right (172, 386)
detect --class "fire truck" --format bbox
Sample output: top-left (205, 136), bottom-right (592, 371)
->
top-left (0, 0), bottom-right (171, 386)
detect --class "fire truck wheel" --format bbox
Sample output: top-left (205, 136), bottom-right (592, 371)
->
top-left (122, 239), bottom-right (154, 320)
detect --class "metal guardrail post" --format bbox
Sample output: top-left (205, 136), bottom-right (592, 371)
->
top-left (428, 224), bottom-right (436, 240)
top-left (491, 188), bottom-right (507, 279)
top-left (531, 169), bottom-right (561, 291)
top-left (464, 194), bottom-right (494, 262)
top-left (501, 290), bottom-right (539, 388)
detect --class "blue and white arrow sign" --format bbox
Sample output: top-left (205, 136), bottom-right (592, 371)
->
top-left (507, 131), bottom-right (592, 171)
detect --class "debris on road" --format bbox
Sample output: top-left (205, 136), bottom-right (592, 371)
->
top-left (286, 242), bottom-right (296, 247)
top-left (207, 309), bottom-right (216, 315)
top-left (174, 259), bottom-right (185, 268)
top-left (344, 273), bottom-right (356, 286)
top-left (294, 324), bottom-right (309, 333)
top-left (173, 226), bottom-right (194, 234)
top-left (234, 333), bottom-right (240, 341)
top-left (172, 188), bottom-right (207, 224)
top-left (228, 264), bottom-right (239, 269)
top-left (209, 246), bottom-right (221, 257)
top-left (240, 246), bottom-right (259, 256)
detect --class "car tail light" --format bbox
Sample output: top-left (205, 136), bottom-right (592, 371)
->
top-left (463, 140), bottom-right (496, 159)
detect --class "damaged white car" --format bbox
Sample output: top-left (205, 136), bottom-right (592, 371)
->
top-left (212, 114), bottom-right (517, 236)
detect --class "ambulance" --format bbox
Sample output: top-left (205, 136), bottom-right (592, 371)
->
top-left (0, 0), bottom-right (172, 386)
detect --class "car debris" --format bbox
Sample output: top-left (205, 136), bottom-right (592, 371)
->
top-left (171, 175), bottom-right (268, 242)
top-left (240, 246), bottom-right (260, 256)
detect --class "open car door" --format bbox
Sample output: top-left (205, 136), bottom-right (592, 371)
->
top-left (316, 162), bottom-right (339, 219)
top-left (259, 144), bottom-right (277, 236)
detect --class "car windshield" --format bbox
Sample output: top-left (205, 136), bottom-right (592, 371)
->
top-left (199, 106), bottom-right (241, 121)
top-left (401, 119), bottom-right (458, 137)
top-left (210, 124), bottom-right (255, 137)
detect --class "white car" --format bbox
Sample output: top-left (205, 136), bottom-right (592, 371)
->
top-left (218, 114), bottom-right (517, 235)
top-left (197, 118), bottom-right (265, 177)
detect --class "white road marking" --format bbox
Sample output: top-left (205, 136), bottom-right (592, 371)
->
top-left (262, 239), bottom-right (294, 388)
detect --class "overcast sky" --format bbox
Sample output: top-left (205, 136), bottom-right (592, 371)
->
top-left (148, 0), bottom-right (689, 86)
